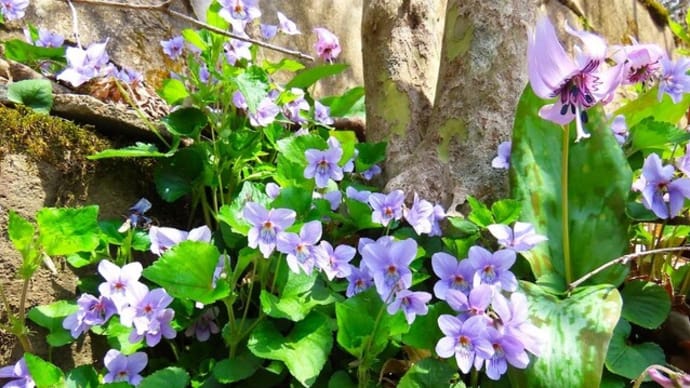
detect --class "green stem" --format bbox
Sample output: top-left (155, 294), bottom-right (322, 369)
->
top-left (237, 259), bottom-right (258, 337)
top-left (562, 125), bottom-right (572, 284)
top-left (16, 278), bottom-right (33, 353)
top-left (470, 368), bottom-right (479, 388)
top-left (357, 291), bottom-right (394, 388)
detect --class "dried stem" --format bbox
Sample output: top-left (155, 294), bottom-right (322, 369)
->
top-left (67, 0), bottom-right (315, 61)
top-left (567, 246), bottom-right (690, 292)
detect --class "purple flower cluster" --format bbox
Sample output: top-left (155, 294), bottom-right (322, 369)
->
top-left (432, 247), bottom-right (541, 380)
top-left (367, 190), bottom-right (445, 236)
top-left (57, 40), bottom-right (115, 87)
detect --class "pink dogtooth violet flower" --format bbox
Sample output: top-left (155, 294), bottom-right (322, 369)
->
top-left (527, 15), bottom-right (623, 142)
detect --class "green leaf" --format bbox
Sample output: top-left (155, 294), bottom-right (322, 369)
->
top-left (98, 319), bottom-right (143, 355)
top-left (335, 288), bottom-right (408, 359)
top-left (320, 87), bottom-right (366, 118)
top-left (235, 66), bottom-right (269, 113)
top-left (158, 78), bottom-right (189, 105)
top-left (139, 367), bottom-right (190, 388)
top-left (276, 134), bottom-right (327, 165)
top-left (162, 107), bottom-right (208, 138)
top-left (259, 272), bottom-right (337, 321)
top-left (248, 311), bottom-right (334, 387)
top-left (88, 142), bottom-right (174, 160)
top-left (328, 370), bottom-right (356, 388)
top-left (286, 63), bottom-right (349, 89)
top-left (614, 85), bottom-right (690, 128)
top-left (513, 282), bottom-right (622, 387)
top-left (4, 39), bottom-right (65, 63)
top-left (345, 198), bottom-right (379, 230)
top-left (205, 0), bottom-right (229, 30)
top-left (143, 240), bottom-right (229, 304)
top-left (24, 353), bottom-right (65, 387)
top-left (329, 130), bottom-right (358, 165)
top-left (402, 303), bottom-right (451, 350)
top-left (181, 28), bottom-right (208, 51)
top-left (510, 86), bottom-right (631, 287)
top-left (154, 145), bottom-right (209, 202)
top-left (398, 358), bottom-right (457, 388)
top-left (263, 58), bottom-right (305, 74)
top-left (216, 182), bottom-right (270, 235)
top-left (466, 196), bottom-right (494, 227)
top-left (270, 186), bottom-right (313, 215)
top-left (627, 118), bottom-right (690, 155)
top-left (212, 352), bottom-right (262, 384)
top-left (620, 280), bottom-right (671, 329)
top-left (355, 141), bottom-right (387, 172)
top-left (27, 300), bottom-right (77, 347)
top-left (446, 216), bottom-right (480, 236)
top-left (8, 210), bottom-right (35, 259)
top-left (491, 199), bottom-right (522, 225)
top-left (66, 365), bottom-right (99, 388)
top-left (605, 319), bottom-right (665, 380)
top-left (8, 79), bottom-right (53, 114)
top-left (37, 206), bottom-right (100, 256)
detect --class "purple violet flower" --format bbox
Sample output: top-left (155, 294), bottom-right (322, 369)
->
top-left (304, 137), bottom-right (344, 188)
top-left (313, 27), bottom-right (341, 63)
top-left (346, 265), bottom-right (373, 297)
top-left (63, 293), bottom-right (117, 338)
top-left (387, 290), bottom-right (432, 324)
top-left (492, 291), bottom-right (542, 357)
top-left (610, 114), bottom-right (628, 144)
top-left (120, 288), bottom-right (176, 347)
top-left (0, 357), bottom-right (34, 387)
top-left (218, 0), bottom-right (261, 24)
top-left (283, 88), bottom-right (310, 124)
top-left (34, 28), bottom-right (64, 48)
top-left (314, 101), bottom-right (335, 126)
top-left (0, 0), bottom-right (29, 21)
top-left (491, 141), bottom-right (511, 169)
top-left (249, 97), bottom-right (281, 127)
top-left (117, 67), bottom-right (143, 85)
top-left (487, 222), bottom-right (548, 252)
top-left (404, 193), bottom-right (434, 235)
top-left (224, 38), bottom-right (252, 65)
top-left (361, 164), bottom-right (382, 181)
top-left (313, 190), bottom-right (342, 211)
top-left (634, 153), bottom-right (690, 219)
top-left (432, 252), bottom-right (475, 299)
top-left (276, 221), bottom-right (323, 274)
top-left (232, 90), bottom-right (248, 110)
top-left (466, 246), bottom-right (518, 292)
top-left (527, 15), bottom-right (622, 142)
top-left (658, 57), bottom-right (690, 103)
top-left (148, 225), bottom-right (212, 256)
top-left (314, 241), bottom-right (355, 280)
top-left (98, 260), bottom-right (148, 312)
top-left (484, 326), bottom-right (530, 380)
top-left (277, 11), bottom-right (300, 35)
top-left (261, 24), bottom-right (278, 40)
top-left (160, 36), bottom-right (184, 60)
top-left (266, 182), bottom-right (281, 199)
top-left (361, 238), bottom-right (417, 300)
top-left (185, 307), bottom-right (220, 342)
top-left (446, 285), bottom-right (493, 319)
top-left (368, 189), bottom-right (405, 226)
top-left (429, 204), bottom-right (446, 237)
top-left (103, 349), bottom-right (147, 386)
top-left (57, 40), bottom-right (113, 87)
top-left (435, 314), bottom-right (494, 374)
top-left (243, 202), bottom-right (296, 258)
top-left (346, 186), bottom-right (371, 203)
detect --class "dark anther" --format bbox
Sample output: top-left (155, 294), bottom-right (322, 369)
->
top-left (580, 110), bottom-right (588, 123)
top-left (561, 104), bottom-right (569, 115)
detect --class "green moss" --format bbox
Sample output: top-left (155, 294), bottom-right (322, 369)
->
top-left (437, 118), bottom-right (467, 162)
top-left (638, 0), bottom-right (670, 28)
top-left (380, 78), bottom-right (411, 137)
top-left (444, 4), bottom-right (473, 62)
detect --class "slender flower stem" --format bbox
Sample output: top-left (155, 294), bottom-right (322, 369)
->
top-left (238, 258), bottom-right (258, 336)
top-left (17, 278), bottom-right (33, 353)
top-left (470, 368), bottom-right (479, 388)
top-left (562, 125), bottom-right (573, 284)
top-left (358, 291), bottom-right (394, 388)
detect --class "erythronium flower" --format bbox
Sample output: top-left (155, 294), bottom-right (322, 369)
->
top-left (613, 42), bottom-right (664, 85)
top-left (277, 11), bottom-right (300, 35)
top-left (658, 57), bottom-right (690, 103)
top-left (346, 265), bottom-right (373, 297)
top-left (97, 260), bottom-right (148, 311)
top-left (313, 27), bottom-right (341, 62)
top-left (610, 114), bottom-right (628, 144)
top-left (0, 0), bottom-right (29, 21)
top-left (63, 293), bottom-right (117, 338)
top-left (277, 221), bottom-right (323, 274)
top-left (243, 202), bottom-right (296, 258)
top-left (148, 225), bottom-right (212, 256)
top-left (160, 36), bottom-right (184, 60)
top-left (387, 290), bottom-right (432, 324)
top-left (314, 101), bottom-right (334, 125)
top-left (436, 314), bottom-right (494, 374)
top-left (446, 285), bottom-right (493, 318)
top-left (404, 193), bottom-right (434, 235)
top-left (249, 97), bottom-right (281, 127)
top-left (304, 137), bottom-right (344, 188)
top-left (466, 246), bottom-right (518, 292)
top-left (527, 15), bottom-right (622, 142)
top-left (487, 222), bottom-right (548, 252)
top-left (57, 40), bottom-right (114, 87)
top-left (361, 238), bottom-right (417, 299)
top-left (431, 252), bottom-right (475, 300)
top-left (314, 241), bottom-right (355, 280)
top-left (185, 307), bottom-right (220, 342)
top-left (634, 153), bottom-right (690, 219)
top-left (491, 141), bottom-right (511, 169)
top-left (103, 349), bottom-right (147, 386)
top-left (368, 189), bottom-right (405, 226)
top-left (0, 357), bottom-right (34, 388)
top-left (484, 327), bottom-right (530, 380)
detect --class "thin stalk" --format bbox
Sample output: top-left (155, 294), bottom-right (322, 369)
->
top-left (561, 125), bottom-right (573, 284)
top-left (238, 259), bottom-right (258, 337)
top-left (16, 278), bottom-right (33, 352)
top-left (0, 282), bottom-right (32, 353)
top-left (470, 368), bottom-right (479, 388)
top-left (357, 291), bottom-right (394, 388)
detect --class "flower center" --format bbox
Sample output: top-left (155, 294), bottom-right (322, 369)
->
top-left (556, 61), bottom-right (601, 116)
